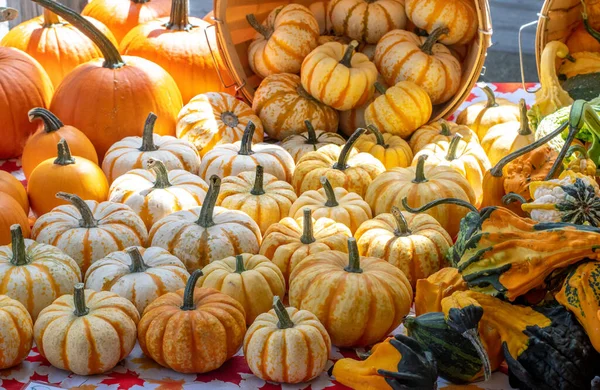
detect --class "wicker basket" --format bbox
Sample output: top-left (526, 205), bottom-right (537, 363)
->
top-left (212, 0), bottom-right (493, 121)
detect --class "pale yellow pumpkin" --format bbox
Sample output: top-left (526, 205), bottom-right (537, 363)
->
top-left (247, 4), bottom-right (319, 79)
top-left (252, 73), bottom-right (339, 139)
top-left (413, 134), bottom-right (491, 207)
top-left (108, 159), bottom-right (208, 230)
top-left (481, 99), bottom-right (535, 166)
top-left (354, 207), bottom-right (452, 288)
top-left (260, 208), bottom-right (351, 283)
top-left (216, 165), bottom-right (297, 235)
top-left (409, 119), bottom-right (479, 153)
top-left (327, 0), bottom-right (407, 44)
top-left (83, 246), bottom-right (189, 314)
top-left (197, 253), bottom-right (286, 325)
top-left (405, 0), bottom-right (478, 45)
top-left (301, 41), bottom-right (378, 111)
top-left (374, 28), bottom-right (461, 105)
top-left (292, 128), bottom-right (385, 197)
top-left (0, 295), bottom-right (33, 369)
top-left (289, 177), bottom-right (372, 234)
top-left (34, 284), bottom-right (139, 375)
top-left (102, 113), bottom-right (201, 183)
top-left (176, 92), bottom-right (264, 156)
top-left (365, 81), bottom-right (432, 138)
top-left (0, 225), bottom-right (81, 321)
top-left (280, 120), bottom-right (346, 163)
top-left (354, 125), bottom-right (413, 169)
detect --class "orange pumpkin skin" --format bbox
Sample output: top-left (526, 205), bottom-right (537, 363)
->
top-left (22, 108), bottom-right (98, 179)
top-left (0, 47), bottom-right (53, 159)
top-left (0, 194), bottom-right (31, 245)
top-left (409, 120), bottom-right (479, 153)
top-left (405, 0), bottom-right (478, 45)
top-left (0, 295), bottom-right (33, 370)
top-left (138, 271), bottom-right (247, 373)
top-left (503, 146), bottom-right (558, 201)
top-left (414, 267), bottom-right (467, 316)
top-left (0, 12), bottom-right (118, 87)
top-left (0, 171), bottom-right (29, 213)
top-left (82, 0), bottom-right (171, 43)
top-left (566, 23), bottom-right (600, 53)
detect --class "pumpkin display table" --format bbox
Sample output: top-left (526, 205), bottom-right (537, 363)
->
top-left (0, 83), bottom-right (536, 390)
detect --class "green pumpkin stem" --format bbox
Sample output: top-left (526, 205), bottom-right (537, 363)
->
top-left (300, 208), bottom-right (316, 244)
top-left (166, 0), bottom-right (192, 31)
top-left (181, 269), bottom-right (203, 310)
top-left (238, 122), bottom-right (256, 156)
top-left (305, 120), bottom-right (318, 145)
top-left (545, 124), bottom-right (579, 180)
top-left (273, 296), bottom-right (294, 329)
top-left (246, 14), bottom-right (272, 39)
top-left (333, 128), bottom-right (366, 171)
top-left (420, 27), bottom-right (449, 55)
top-left (582, 1), bottom-right (600, 44)
top-left (221, 111), bottom-right (240, 128)
top-left (413, 155), bottom-right (429, 183)
top-left (339, 41), bottom-right (359, 67)
top-left (320, 177), bottom-right (339, 207)
top-left (439, 119), bottom-right (452, 136)
top-left (127, 247), bottom-right (149, 273)
top-left (140, 113), bottom-right (158, 151)
top-left (148, 158), bottom-right (172, 189)
top-left (250, 165), bottom-right (265, 195)
top-left (344, 238), bottom-right (363, 273)
top-left (374, 82), bottom-right (387, 95)
top-left (391, 207), bottom-right (411, 236)
top-left (445, 134), bottom-right (463, 161)
top-left (43, 9), bottom-right (61, 26)
top-left (502, 192), bottom-right (528, 206)
top-left (28, 108), bottom-right (64, 134)
top-left (197, 175), bottom-right (221, 228)
top-left (517, 99), bottom-right (532, 136)
top-left (31, 0), bottom-right (125, 69)
top-left (10, 225), bottom-right (29, 267)
top-left (481, 84), bottom-right (498, 108)
top-left (54, 139), bottom-right (76, 166)
top-left (56, 192), bottom-right (98, 228)
top-left (402, 197), bottom-right (478, 214)
top-left (234, 255), bottom-right (246, 273)
top-left (567, 144), bottom-right (589, 159)
top-left (73, 283), bottom-right (89, 317)
top-left (367, 125), bottom-right (388, 148)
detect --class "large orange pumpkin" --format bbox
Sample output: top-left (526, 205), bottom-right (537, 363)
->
top-left (35, 0), bottom-right (182, 161)
top-left (0, 10), bottom-right (118, 87)
top-left (0, 47), bottom-right (53, 159)
top-left (405, 0), bottom-right (478, 45)
top-left (0, 195), bottom-right (31, 245)
top-left (0, 171), bottom-right (28, 213)
top-left (22, 108), bottom-right (98, 179)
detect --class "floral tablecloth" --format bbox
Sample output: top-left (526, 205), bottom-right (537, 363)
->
top-left (0, 83), bottom-right (538, 390)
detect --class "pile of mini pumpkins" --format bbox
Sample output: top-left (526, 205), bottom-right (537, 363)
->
top-left (1, 0), bottom-right (600, 388)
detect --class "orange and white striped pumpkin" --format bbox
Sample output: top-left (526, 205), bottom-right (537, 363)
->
top-left (84, 246), bottom-right (189, 314)
top-left (301, 41), bottom-right (378, 111)
top-left (405, 0), bottom-right (478, 45)
top-left (365, 81), bottom-right (432, 138)
top-left (328, 0), bottom-right (407, 44)
top-left (102, 113), bottom-right (200, 183)
top-left (176, 92), bottom-right (263, 156)
top-left (252, 73), bottom-right (339, 140)
top-left (32, 193), bottom-right (148, 274)
top-left (309, 0), bottom-right (333, 34)
top-left (354, 125), bottom-right (413, 169)
top-left (280, 120), bottom-right (345, 163)
top-left (0, 295), bottom-right (33, 369)
top-left (247, 4), bottom-right (319, 79)
top-left (34, 284), bottom-right (139, 375)
top-left (149, 176), bottom-right (262, 271)
top-left (244, 297), bottom-right (331, 383)
top-left (0, 225), bottom-right (81, 321)
top-left (108, 159), bottom-right (208, 230)
top-left (374, 29), bottom-right (462, 105)
top-left (289, 177), bottom-right (372, 234)
top-left (409, 119), bottom-right (479, 153)
top-left (198, 122), bottom-right (295, 182)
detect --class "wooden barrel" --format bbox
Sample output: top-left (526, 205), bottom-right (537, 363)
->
top-left (212, 0), bottom-right (493, 122)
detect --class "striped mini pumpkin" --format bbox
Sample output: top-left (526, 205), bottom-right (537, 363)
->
top-left (328, 0), bottom-right (407, 44)
top-left (0, 295), bottom-right (33, 369)
top-left (177, 92), bottom-right (263, 156)
top-left (338, 76), bottom-right (386, 137)
top-left (374, 29), bottom-right (462, 105)
top-left (247, 4), bottom-right (319, 79)
top-left (405, 0), bottom-right (478, 45)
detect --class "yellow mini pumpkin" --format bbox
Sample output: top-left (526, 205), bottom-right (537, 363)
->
top-left (280, 120), bottom-right (346, 163)
top-left (354, 125), bottom-right (413, 169)
top-left (338, 77), bottom-right (386, 137)
top-left (405, 0), bottom-right (478, 45)
top-left (301, 41), bottom-right (378, 111)
top-left (0, 295), bottom-right (33, 369)
top-left (409, 119), bottom-right (479, 153)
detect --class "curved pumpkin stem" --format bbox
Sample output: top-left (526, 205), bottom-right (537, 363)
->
top-left (320, 177), bottom-right (339, 207)
top-left (127, 247), bottom-right (149, 273)
top-left (420, 27), bottom-right (449, 55)
top-left (28, 108), bottom-right (64, 134)
top-left (43, 9), bottom-right (61, 26)
top-left (502, 193), bottom-right (528, 206)
top-left (273, 296), bottom-right (294, 329)
top-left (413, 155), bottom-right (429, 183)
top-left (391, 207), bottom-right (411, 236)
top-left (334, 128), bottom-right (366, 171)
top-left (246, 14), bottom-right (272, 39)
top-left (439, 119), bottom-right (452, 136)
top-left (367, 125), bottom-right (388, 148)
top-left (567, 144), bottom-right (589, 159)
top-left (374, 81), bottom-right (387, 95)
top-left (344, 238), bottom-right (363, 274)
top-left (480, 84), bottom-right (498, 108)
top-left (339, 41), bottom-right (359, 67)
top-left (181, 269), bottom-right (203, 311)
top-left (402, 197), bottom-right (478, 214)
top-left (581, 1), bottom-right (600, 44)
top-left (140, 113), bottom-right (158, 152)
top-left (147, 158), bottom-right (172, 189)
top-left (56, 192), bottom-right (98, 228)
top-left (31, 0), bottom-right (125, 69)
top-left (10, 225), bottom-right (29, 267)
top-left (445, 134), bottom-right (463, 161)
top-left (54, 139), bottom-right (76, 166)
top-left (517, 99), bottom-right (532, 136)
top-left (73, 283), bottom-right (89, 317)
top-left (305, 120), bottom-right (319, 145)
top-left (0, 7), bottom-right (18, 22)
top-left (300, 208), bottom-right (316, 244)
top-left (166, 0), bottom-right (192, 31)
top-left (234, 254), bottom-right (246, 273)
top-left (196, 175), bottom-right (220, 228)
top-left (250, 165), bottom-right (265, 195)
top-left (238, 122), bottom-right (256, 156)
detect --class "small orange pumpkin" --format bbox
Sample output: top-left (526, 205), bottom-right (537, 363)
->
top-left (0, 171), bottom-right (28, 213)
top-left (0, 195), bottom-right (31, 245)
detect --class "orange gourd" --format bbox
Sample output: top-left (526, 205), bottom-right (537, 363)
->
top-left (414, 267), bottom-right (467, 316)
top-left (0, 10), bottom-right (118, 87)
top-left (0, 47), bottom-right (53, 159)
top-left (566, 23), bottom-right (600, 53)
top-left (28, 139), bottom-right (109, 216)
top-left (0, 295), bottom-right (33, 370)
top-left (35, 0), bottom-right (182, 161)
top-left (503, 146), bottom-right (558, 202)
top-left (0, 171), bottom-right (28, 213)
top-left (22, 108), bottom-right (97, 179)
top-left (0, 195), bottom-right (31, 245)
